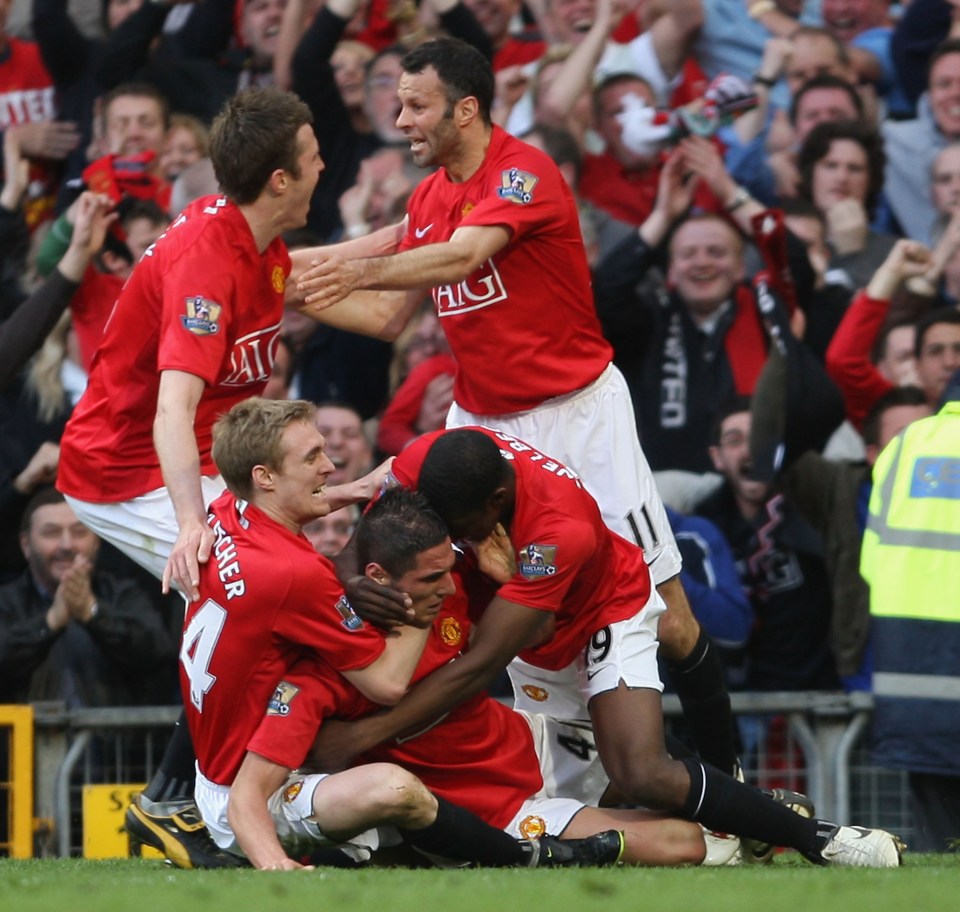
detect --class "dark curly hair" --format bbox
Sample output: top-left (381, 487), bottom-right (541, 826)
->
top-left (797, 119), bottom-right (886, 218)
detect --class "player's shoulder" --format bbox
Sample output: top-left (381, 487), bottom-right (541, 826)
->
top-left (163, 197), bottom-right (245, 253)
top-left (488, 128), bottom-right (559, 176)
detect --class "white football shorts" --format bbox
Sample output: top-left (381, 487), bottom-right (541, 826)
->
top-left (195, 767), bottom-right (389, 864)
top-left (508, 597), bottom-right (666, 722)
top-left (66, 475), bottom-right (226, 584)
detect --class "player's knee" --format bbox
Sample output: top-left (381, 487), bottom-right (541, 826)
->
top-left (367, 764), bottom-right (435, 826)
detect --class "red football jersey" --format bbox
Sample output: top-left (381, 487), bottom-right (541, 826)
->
top-left (58, 196), bottom-right (290, 502)
top-left (248, 567), bottom-right (543, 828)
top-left (399, 127), bottom-right (611, 415)
top-left (182, 491), bottom-right (385, 785)
top-left (391, 427), bottom-right (652, 669)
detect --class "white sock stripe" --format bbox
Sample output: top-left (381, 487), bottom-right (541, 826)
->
top-left (692, 761), bottom-right (707, 817)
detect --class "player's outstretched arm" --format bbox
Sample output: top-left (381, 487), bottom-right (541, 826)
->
top-left (308, 596), bottom-right (551, 771)
top-left (286, 219), bottom-right (406, 297)
top-left (342, 621), bottom-right (431, 706)
top-left (325, 456), bottom-right (395, 511)
top-left (297, 224), bottom-right (510, 309)
top-left (229, 752), bottom-right (315, 871)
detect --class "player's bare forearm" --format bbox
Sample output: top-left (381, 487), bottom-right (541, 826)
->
top-left (297, 224), bottom-right (510, 310)
top-left (343, 622), bottom-right (431, 705)
top-left (299, 287), bottom-right (421, 342)
top-left (346, 597), bottom-right (548, 750)
top-left (286, 222), bottom-right (405, 302)
top-left (154, 371), bottom-right (212, 597)
top-left (325, 457), bottom-right (394, 509)
top-left (313, 648), bottom-right (505, 769)
top-left (229, 753), bottom-right (303, 870)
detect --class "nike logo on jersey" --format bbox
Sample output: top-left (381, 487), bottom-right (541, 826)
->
top-left (585, 667), bottom-right (603, 680)
top-left (415, 224), bottom-right (434, 238)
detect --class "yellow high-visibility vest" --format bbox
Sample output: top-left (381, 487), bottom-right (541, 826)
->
top-left (862, 400), bottom-right (960, 626)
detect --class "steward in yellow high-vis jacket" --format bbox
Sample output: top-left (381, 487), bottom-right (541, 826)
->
top-left (862, 396), bottom-right (960, 852)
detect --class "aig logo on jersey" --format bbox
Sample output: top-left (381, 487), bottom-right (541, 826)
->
top-left (266, 680), bottom-right (300, 716)
top-left (497, 167), bottom-right (538, 204)
top-left (335, 594), bottom-right (364, 631)
top-left (519, 543), bottom-right (558, 578)
top-left (181, 296), bottom-right (221, 335)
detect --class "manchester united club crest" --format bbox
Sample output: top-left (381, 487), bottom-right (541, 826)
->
top-left (266, 680), bottom-right (300, 716)
top-left (497, 167), bottom-right (539, 204)
top-left (519, 543), bottom-right (558, 578)
top-left (335, 594), bottom-right (364, 631)
top-left (440, 616), bottom-right (463, 646)
top-left (283, 779), bottom-right (304, 803)
top-left (181, 296), bottom-right (221, 335)
top-left (521, 684), bottom-right (549, 702)
top-left (271, 265), bottom-right (285, 293)
top-left (519, 815), bottom-right (547, 839)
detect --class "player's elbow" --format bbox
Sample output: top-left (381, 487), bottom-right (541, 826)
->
top-left (359, 678), bottom-right (409, 706)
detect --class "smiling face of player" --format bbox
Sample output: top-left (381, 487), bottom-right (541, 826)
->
top-left (396, 66), bottom-right (465, 170)
top-left (261, 420), bottom-right (336, 531)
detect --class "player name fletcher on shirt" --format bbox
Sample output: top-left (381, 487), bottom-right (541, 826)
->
top-left (208, 511), bottom-right (246, 600)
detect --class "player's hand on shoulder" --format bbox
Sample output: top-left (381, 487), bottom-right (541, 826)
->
top-left (345, 574), bottom-right (414, 630)
top-left (163, 517), bottom-right (215, 601)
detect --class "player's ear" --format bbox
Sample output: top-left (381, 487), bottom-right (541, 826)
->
top-left (456, 95), bottom-right (479, 128)
top-left (364, 561), bottom-right (392, 586)
top-left (267, 167), bottom-right (287, 196)
top-left (489, 485), bottom-right (509, 513)
top-left (251, 463), bottom-right (275, 492)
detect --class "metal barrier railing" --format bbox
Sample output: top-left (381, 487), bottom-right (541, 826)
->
top-left (16, 692), bottom-right (913, 857)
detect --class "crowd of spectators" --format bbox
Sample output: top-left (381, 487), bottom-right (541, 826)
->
top-left (1, 0), bottom-right (959, 845)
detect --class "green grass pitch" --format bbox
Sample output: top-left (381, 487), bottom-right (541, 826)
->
top-left (2, 853), bottom-right (957, 912)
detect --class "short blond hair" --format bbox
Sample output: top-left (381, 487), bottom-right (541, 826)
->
top-left (212, 398), bottom-right (317, 501)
